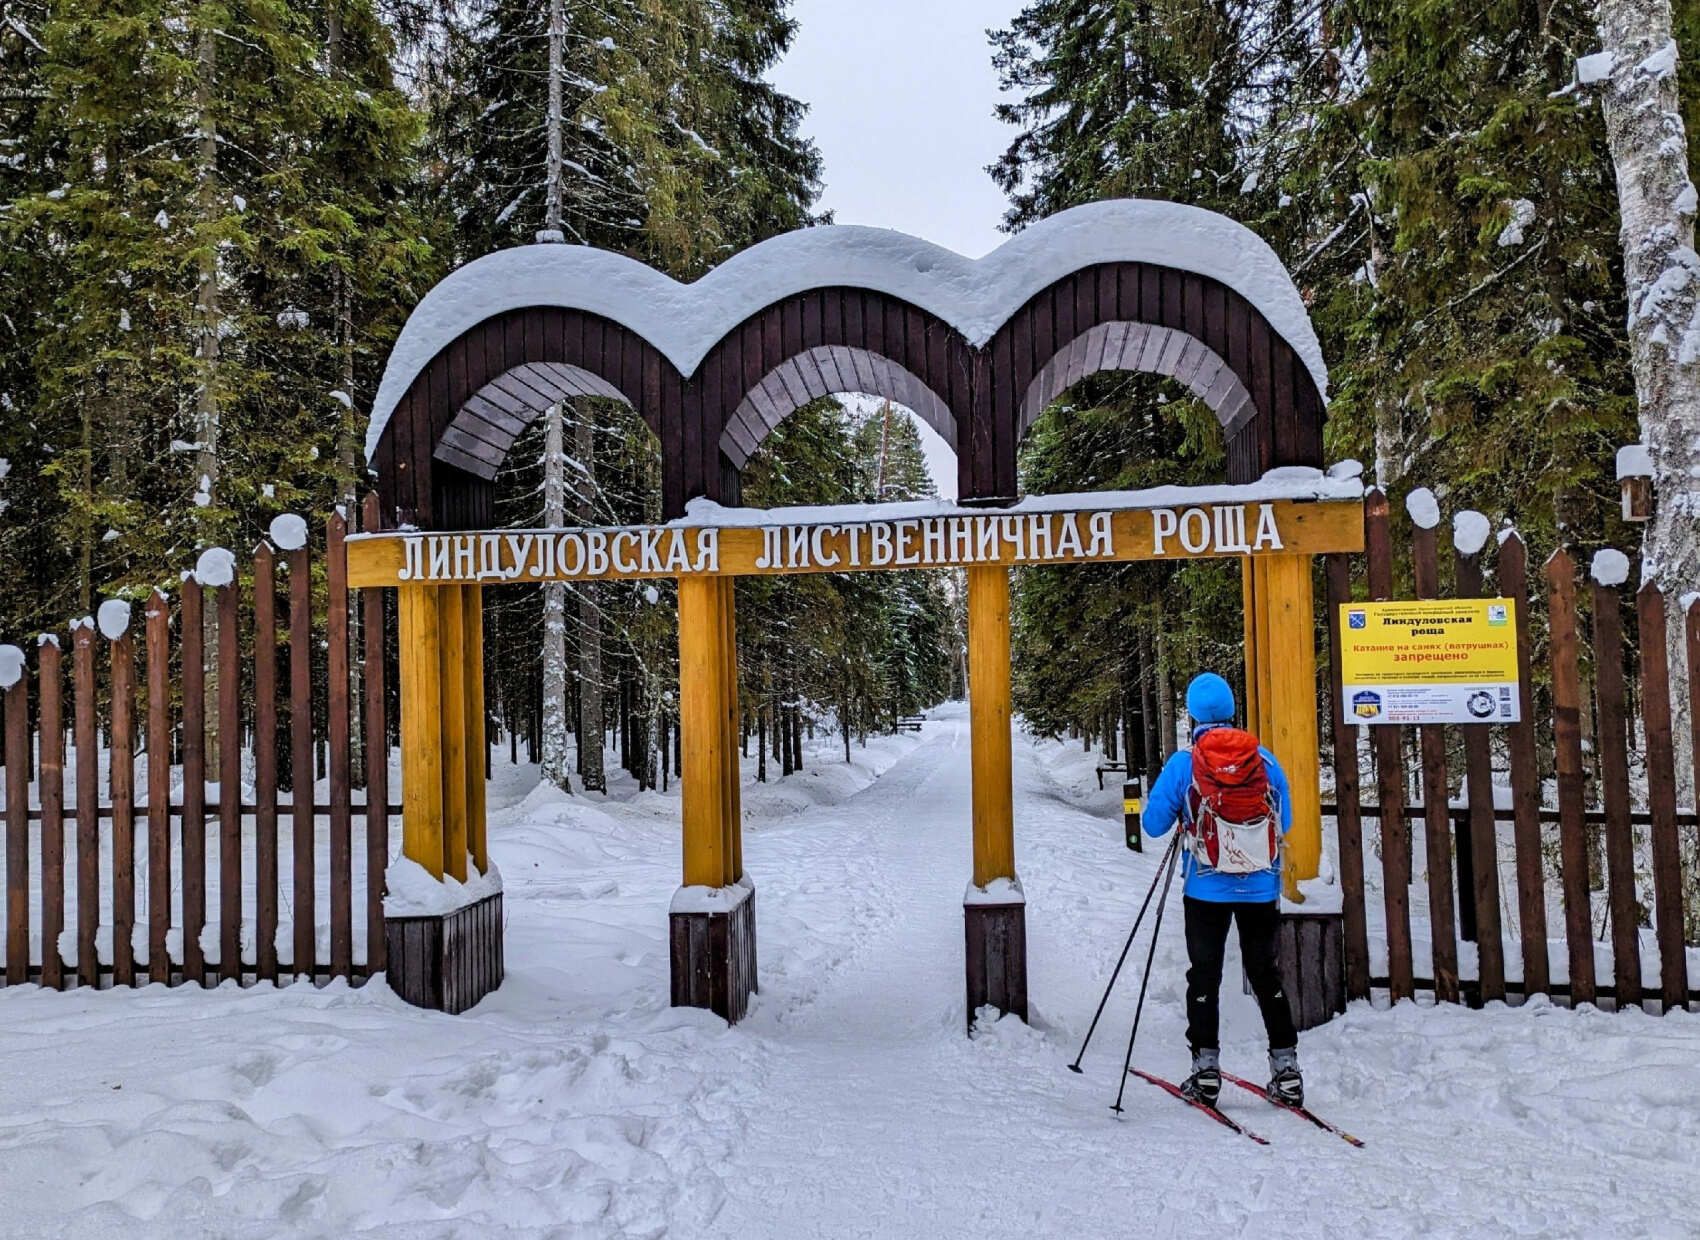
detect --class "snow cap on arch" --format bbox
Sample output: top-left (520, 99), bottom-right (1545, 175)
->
top-left (363, 199), bottom-right (1329, 467)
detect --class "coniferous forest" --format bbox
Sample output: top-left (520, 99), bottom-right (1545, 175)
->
top-left (1, 0), bottom-right (1697, 779)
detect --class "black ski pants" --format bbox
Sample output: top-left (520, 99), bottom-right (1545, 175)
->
top-left (1183, 896), bottom-right (1297, 1053)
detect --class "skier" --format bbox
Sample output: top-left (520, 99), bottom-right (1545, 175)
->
top-left (1142, 672), bottom-right (1301, 1109)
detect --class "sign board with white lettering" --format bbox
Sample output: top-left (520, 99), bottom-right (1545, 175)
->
top-left (345, 498), bottom-right (1364, 588)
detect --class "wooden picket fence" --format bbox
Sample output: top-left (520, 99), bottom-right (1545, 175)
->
top-left (1328, 489), bottom-right (1699, 1013)
top-left (0, 498), bottom-right (394, 989)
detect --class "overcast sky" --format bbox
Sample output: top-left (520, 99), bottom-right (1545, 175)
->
top-left (770, 0), bottom-right (1028, 495)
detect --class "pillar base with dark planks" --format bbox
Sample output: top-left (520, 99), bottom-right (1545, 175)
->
top-left (389, 580), bottom-right (502, 1014)
top-left (1245, 910), bottom-right (1347, 1032)
top-left (965, 884), bottom-right (1028, 1027)
top-left (669, 879), bottom-right (758, 1022)
top-left (385, 890), bottom-right (505, 1015)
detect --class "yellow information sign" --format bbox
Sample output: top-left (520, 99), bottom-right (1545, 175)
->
top-left (1338, 599), bottom-right (1520, 725)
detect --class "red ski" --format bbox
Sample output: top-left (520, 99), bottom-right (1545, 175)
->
top-left (1220, 1071), bottom-right (1365, 1148)
top-left (1126, 1069), bottom-right (1270, 1145)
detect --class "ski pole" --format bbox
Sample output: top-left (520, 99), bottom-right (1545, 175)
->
top-left (1111, 833), bottom-right (1183, 1115)
top-left (1068, 831), bottom-right (1181, 1074)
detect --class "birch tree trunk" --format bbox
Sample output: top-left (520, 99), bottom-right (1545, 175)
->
top-left (576, 404), bottom-right (606, 792)
top-left (540, 401), bottom-right (572, 790)
top-left (1594, 0), bottom-right (1700, 799)
top-left (327, 3), bottom-right (367, 784)
top-left (543, 0), bottom-right (565, 243)
top-left (536, 0), bottom-right (573, 790)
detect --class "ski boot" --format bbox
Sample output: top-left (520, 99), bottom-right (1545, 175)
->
top-left (1268, 1047), bottom-right (1303, 1108)
top-left (1181, 1047), bottom-right (1222, 1108)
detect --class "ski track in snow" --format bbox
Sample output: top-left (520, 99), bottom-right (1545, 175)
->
top-left (3, 706), bottom-right (1700, 1238)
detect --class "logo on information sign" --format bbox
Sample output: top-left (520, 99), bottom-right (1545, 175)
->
top-left (1348, 609), bottom-right (1367, 629)
top-left (1352, 690), bottom-right (1382, 719)
top-left (1467, 690), bottom-right (1496, 719)
top-left (1487, 604), bottom-right (1508, 626)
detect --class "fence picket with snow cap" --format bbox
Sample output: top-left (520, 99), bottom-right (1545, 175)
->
top-left (38, 636), bottom-right (64, 990)
top-left (1635, 581), bottom-right (1688, 1012)
top-left (254, 543), bottom-right (280, 983)
top-left (145, 593), bottom-right (171, 984)
top-left (4, 651), bottom-right (27, 985)
top-left (1454, 517), bottom-right (1504, 1004)
top-left (180, 576), bottom-right (207, 986)
top-left (109, 615), bottom-right (137, 987)
top-left (289, 540), bottom-right (315, 980)
top-left (1364, 488), bottom-right (1414, 1002)
top-left (1408, 507), bottom-right (1460, 1003)
top-left (328, 510), bottom-right (354, 979)
top-left (73, 621), bottom-right (99, 988)
top-left (1498, 532), bottom-right (1549, 998)
top-left (218, 580), bottom-right (242, 983)
top-left (1324, 551), bottom-right (1370, 1001)
top-left (1546, 548), bottom-right (1595, 1006)
top-left (1591, 561), bottom-right (1639, 1009)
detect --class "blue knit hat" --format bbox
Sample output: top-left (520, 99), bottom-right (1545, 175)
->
top-left (1185, 672), bottom-right (1236, 725)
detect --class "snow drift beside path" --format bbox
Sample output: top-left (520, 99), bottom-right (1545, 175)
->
top-left (4, 714), bottom-right (1700, 1238)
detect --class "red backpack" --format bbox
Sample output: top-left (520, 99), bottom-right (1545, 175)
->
top-left (1185, 728), bottom-right (1280, 875)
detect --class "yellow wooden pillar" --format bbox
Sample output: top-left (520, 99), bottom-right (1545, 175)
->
top-left (679, 575), bottom-right (728, 888)
top-left (1241, 559), bottom-right (1268, 737)
top-left (1251, 554), bottom-right (1322, 892)
top-left (719, 578), bottom-right (743, 885)
top-left (967, 565), bottom-right (1016, 887)
top-left (436, 587), bottom-right (469, 881)
top-left (463, 585), bottom-right (488, 873)
top-left (398, 584), bottom-right (445, 879)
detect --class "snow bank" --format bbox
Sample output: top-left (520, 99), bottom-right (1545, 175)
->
top-left (1616, 443), bottom-right (1654, 479)
top-left (268, 513), bottom-right (308, 551)
top-left (1326, 458), bottom-right (1363, 481)
top-left (95, 599), bottom-right (131, 640)
top-left (192, 547), bottom-right (237, 588)
top-left (1452, 510), bottom-right (1491, 555)
top-left (1404, 487), bottom-right (1440, 530)
top-left (1282, 876), bottom-right (1343, 915)
top-left (675, 468), bottom-right (1362, 529)
top-left (0, 644), bottom-right (22, 689)
top-left (670, 874), bottom-right (755, 915)
top-left (366, 200), bottom-right (1329, 463)
top-left (1591, 547), bottom-right (1631, 587)
top-left (383, 856), bottom-right (503, 917)
top-left (963, 876), bottom-right (1025, 906)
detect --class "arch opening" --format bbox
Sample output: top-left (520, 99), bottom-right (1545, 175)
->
top-left (437, 362), bottom-right (635, 481)
top-left (719, 345), bottom-right (957, 470)
top-left (1019, 322), bottom-right (1255, 444)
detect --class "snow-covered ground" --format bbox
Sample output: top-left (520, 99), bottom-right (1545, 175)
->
top-left (3, 705), bottom-right (1699, 1238)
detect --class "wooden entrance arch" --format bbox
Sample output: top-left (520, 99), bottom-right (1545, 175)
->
top-left (358, 201), bottom-right (1347, 1023)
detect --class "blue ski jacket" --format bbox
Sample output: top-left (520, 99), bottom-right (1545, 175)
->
top-left (1143, 723), bottom-right (1293, 903)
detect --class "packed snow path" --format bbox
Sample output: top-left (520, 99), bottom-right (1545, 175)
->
top-left (3, 707), bottom-right (1699, 1238)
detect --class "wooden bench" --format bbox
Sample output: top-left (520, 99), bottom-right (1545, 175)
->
top-left (1095, 761), bottom-right (1127, 790)
top-left (894, 716), bottom-right (926, 732)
